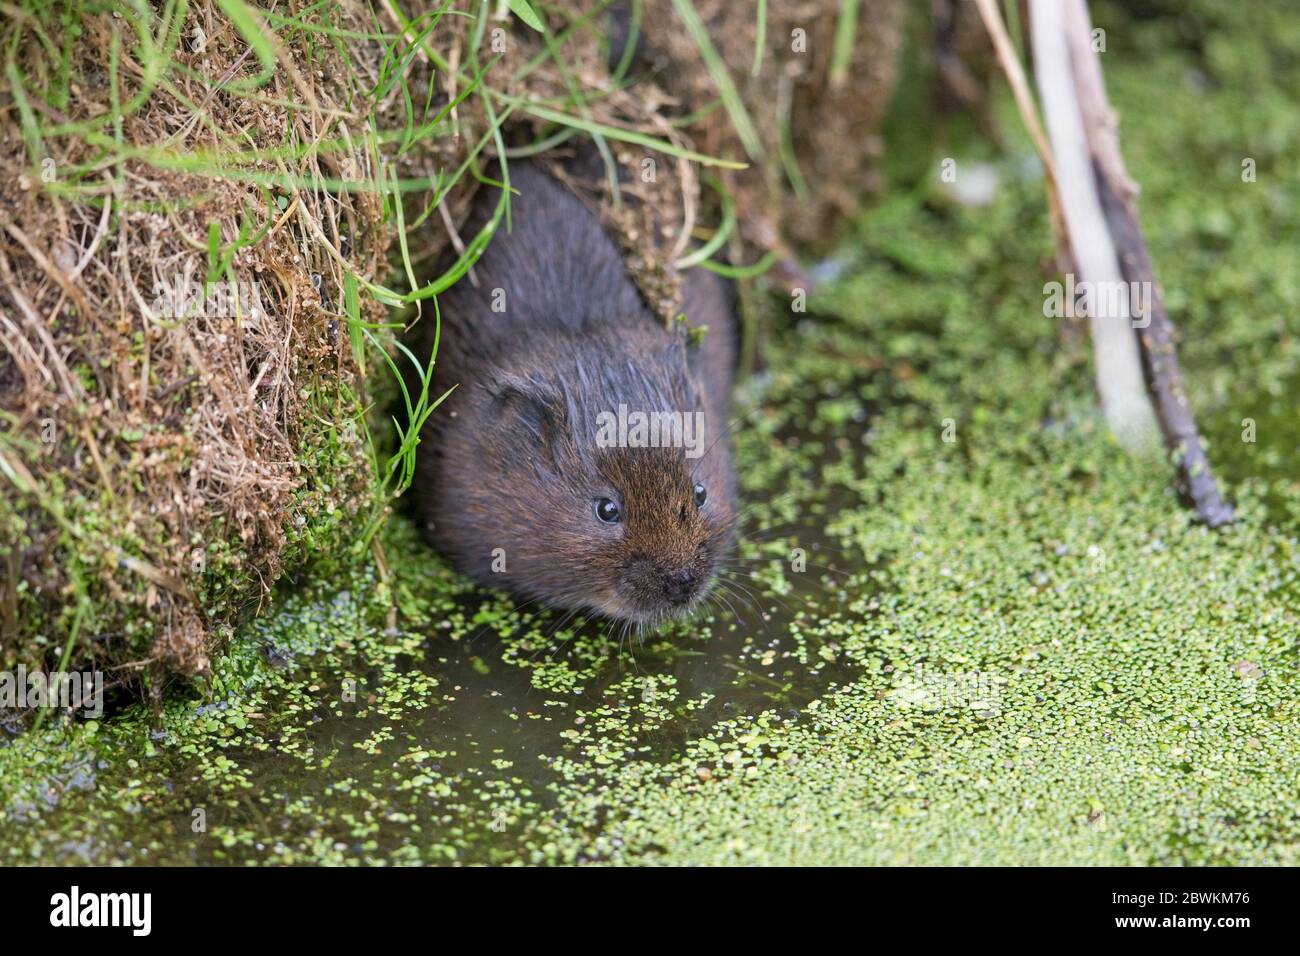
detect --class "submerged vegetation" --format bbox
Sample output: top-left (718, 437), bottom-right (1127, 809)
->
top-left (1, 0), bottom-right (1297, 865)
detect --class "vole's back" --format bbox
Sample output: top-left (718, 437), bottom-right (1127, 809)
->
top-left (431, 163), bottom-right (667, 374)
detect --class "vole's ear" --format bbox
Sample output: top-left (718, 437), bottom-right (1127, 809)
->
top-left (483, 373), bottom-right (567, 447)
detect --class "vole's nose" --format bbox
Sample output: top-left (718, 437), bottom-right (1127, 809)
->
top-left (661, 567), bottom-right (699, 605)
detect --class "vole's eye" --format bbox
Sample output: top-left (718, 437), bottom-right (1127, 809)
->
top-left (693, 483), bottom-right (707, 509)
top-left (595, 497), bottom-right (621, 524)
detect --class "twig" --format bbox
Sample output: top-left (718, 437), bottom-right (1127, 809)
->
top-left (68, 175), bottom-right (114, 281)
top-left (1064, 0), bottom-right (1233, 526)
top-left (1, 217), bottom-right (94, 320)
top-left (972, 0), bottom-right (1068, 255)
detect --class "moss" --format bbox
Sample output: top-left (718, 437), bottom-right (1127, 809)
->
top-left (1, 0), bottom-right (1298, 866)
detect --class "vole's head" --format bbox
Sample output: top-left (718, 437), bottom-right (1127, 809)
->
top-left (449, 340), bottom-right (736, 627)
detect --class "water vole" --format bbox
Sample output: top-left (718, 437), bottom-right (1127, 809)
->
top-left (413, 161), bottom-right (738, 627)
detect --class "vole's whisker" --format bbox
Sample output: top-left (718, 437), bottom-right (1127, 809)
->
top-left (711, 585), bottom-right (746, 623)
top-left (532, 607), bottom-right (585, 661)
top-left (692, 404), bottom-right (764, 472)
top-left (710, 575), bottom-right (760, 617)
top-left (715, 567), bottom-right (804, 619)
top-left (721, 579), bottom-right (798, 621)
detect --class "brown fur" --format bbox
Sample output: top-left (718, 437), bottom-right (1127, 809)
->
top-left (412, 161), bottom-right (738, 627)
